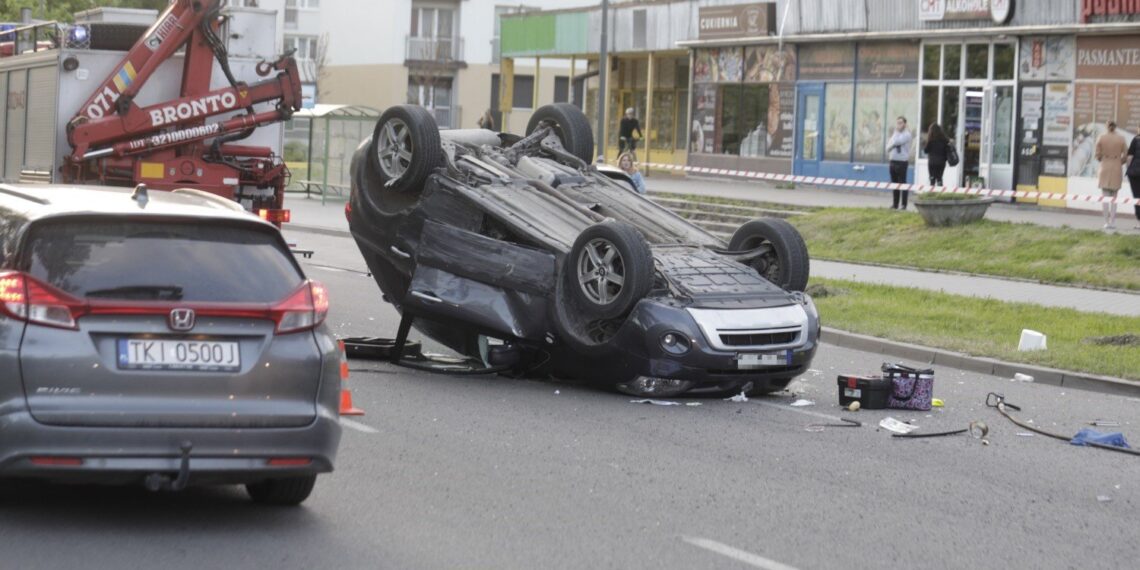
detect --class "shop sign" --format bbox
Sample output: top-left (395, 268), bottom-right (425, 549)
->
top-left (857, 42), bottom-right (920, 80)
top-left (919, 0), bottom-right (1014, 24)
top-left (1075, 35), bottom-right (1140, 80)
top-left (1019, 36), bottom-right (1075, 81)
top-left (697, 3), bottom-right (776, 40)
top-left (744, 46), bottom-right (796, 82)
top-left (1081, 0), bottom-right (1140, 23)
top-left (798, 43), bottom-right (856, 80)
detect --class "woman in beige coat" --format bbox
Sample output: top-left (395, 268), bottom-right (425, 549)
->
top-left (1095, 121), bottom-right (1128, 231)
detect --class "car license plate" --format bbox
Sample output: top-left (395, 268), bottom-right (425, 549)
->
top-left (736, 350), bottom-right (792, 370)
top-left (117, 339), bottom-right (241, 372)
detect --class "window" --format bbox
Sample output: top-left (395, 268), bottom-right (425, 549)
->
top-left (922, 45), bottom-right (940, 80)
top-left (513, 75), bottom-right (534, 109)
top-left (554, 77), bottom-right (569, 104)
top-left (26, 221), bottom-right (303, 303)
top-left (490, 73), bottom-right (535, 110)
top-left (632, 9), bottom-right (647, 50)
top-left (284, 36), bottom-right (318, 61)
top-left (943, 45), bottom-right (961, 80)
top-left (966, 44), bottom-right (989, 79)
top-left (992, 44), bottom-right (1015, 80)
top-left (824, 83), bottom-right (854, 162)
top-left (854, 83), bottom-right (887, 163)
top-left (412, 6), bottom-right (455, 38)
top-left (407, 76), bottom-right (454, 127)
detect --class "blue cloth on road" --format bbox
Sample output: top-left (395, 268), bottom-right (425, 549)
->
top-left (1070, 428), bottom-right (1131, 449)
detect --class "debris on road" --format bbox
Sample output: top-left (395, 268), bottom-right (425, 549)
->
top-left (1018, 329), bottom-right (1047, 351)
top-left (685, 402), bottom-right (702, 407)
top-left (725, 392), bottom-right (749, 403)
top-left (1097, 495), bottom-right (1113, 503)
top-left (555, 390), bottom-right (561, 395)
top-left (837, 374), bottom-right (891, 409)
top-left (847, 401), bottom-right (861, 412)
top-left (1088, 420), bottom-right (1120, 427)
top-left (630, 399), bottom-right (682, 406)
top-left (1013, 373), bottom-right (1035, 382)
top-left (1071, 428), bottom-right (1131, 450)
top-left (790, 399), bottom-right (815, 407)
top-left (1017, 432), bottom-right (1035, 437)
top-left (806, 418), bottom-right (862, 431)
top-left (879, 417), bottom-right (920, 435)
top-left (932, 398), bottom-right (945, 408)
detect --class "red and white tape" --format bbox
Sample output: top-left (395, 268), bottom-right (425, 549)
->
top-left (642, 162), bottom-right (1140, 206)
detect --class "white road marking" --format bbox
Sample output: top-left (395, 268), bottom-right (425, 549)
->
top-left (682, 536), bottom-right (801, 570)
top-left (750, 399), bottom-right (847, 423)
top-left (340, 418), bottom-right (379, 434)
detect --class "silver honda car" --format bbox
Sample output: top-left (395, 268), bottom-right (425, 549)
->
top-left (0, 184), bottom-right (342, 505)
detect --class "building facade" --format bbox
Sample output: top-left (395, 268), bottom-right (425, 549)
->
top-left (504, 0), bottom-right (1140, 210)
top-left (314, 0), bottom-right (594, 131)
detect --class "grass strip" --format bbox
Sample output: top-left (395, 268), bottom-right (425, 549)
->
top-left (810, 278), bottom-right (1140, 381)
top-left (795, 208), bottom-right (1140, 291)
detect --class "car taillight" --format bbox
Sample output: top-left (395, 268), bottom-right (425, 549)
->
top-left (0, 271), bottom-right (82, 330)
top-left (258, 208), bottom-right (291, 223)
top-left (272, 280), bottom-right (329, 333)
top-left (344, 201), bottom-right (352, 222)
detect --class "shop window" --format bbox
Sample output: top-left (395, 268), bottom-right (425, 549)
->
top-left (966, 44), bottom-right (989, 80)
top-left (887, 83), bottom-right (919, 161)
top-left (854, 84), bottom-right (887, 163)
top-left (920, 86), bottom-right (939, 156)
top-left (651, 91), bottom-right (676, 151)
top-left (943, 45), bottom-right (961, 81)
top-left (992, 44), bottom-right (1016, 81)
top-left (941, 86), bottom-right (959, 142)
top-left (675, 89), bottom-right (688, 153)
top-left (719, 85), bottom-right (743, 154)
top-left (923, 45), bottom-right (940, 81)
top-left (992, 86), bottom-right (1014, 165)
top-left (802, 94), bottom-right (820, 160)
top-left (513, 75), bottom-right (535, 109)
top-left (824, 83), bottom-right (854, 162)
top-left (738, 85), bottom-right (771, 157)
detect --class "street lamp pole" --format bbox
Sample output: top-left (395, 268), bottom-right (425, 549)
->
top-left (596, 0), bottom-right (609, 157)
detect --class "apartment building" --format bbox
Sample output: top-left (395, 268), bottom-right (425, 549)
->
top-left (316, 0), bottom-right (595, 130)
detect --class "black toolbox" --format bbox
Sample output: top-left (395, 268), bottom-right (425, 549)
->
top-left (837, 374), bottom-right (892, 409)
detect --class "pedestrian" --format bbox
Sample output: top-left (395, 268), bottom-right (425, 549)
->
top-left (477, 109), bottom-right (495, 131)
top-left (886, 116), bottom-right (913, 209)
top-left (619, 107), bottom-right (643, 156)
top-left (618, 152), bottom-right (646, 194)
top-left (1126, 125), bottom-right (1140, 230)
top-left (1094, 121), bottom-right (1127, 231)
top-left (923, 123), bottom-right (951, 186)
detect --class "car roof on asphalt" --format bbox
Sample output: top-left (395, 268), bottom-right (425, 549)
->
top-left (0, 184), bottom-right (266, 224)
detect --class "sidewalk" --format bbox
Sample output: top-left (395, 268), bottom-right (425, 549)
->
top-left (645, 175), bottom-right (1132, 233)
top-left (284, 187), bottom-right (1139, 317)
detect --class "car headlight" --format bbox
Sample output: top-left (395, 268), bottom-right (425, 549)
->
top-left (660, 331), bottom-right (690, 355)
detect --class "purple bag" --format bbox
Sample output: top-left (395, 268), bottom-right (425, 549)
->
top-left (882, 363), bottom-right (934, 411)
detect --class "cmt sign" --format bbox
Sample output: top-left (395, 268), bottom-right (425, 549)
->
top-left (1081, 0), bottom-right (1140, 22)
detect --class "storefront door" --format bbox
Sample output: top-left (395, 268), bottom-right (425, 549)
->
top-left (795, 85), bottom-right (823, 177)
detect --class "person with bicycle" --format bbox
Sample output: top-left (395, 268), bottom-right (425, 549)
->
top-left (619, 107), bottom-right (643, 157)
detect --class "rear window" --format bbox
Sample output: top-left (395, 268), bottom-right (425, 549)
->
top-left (24, 220), bottom-right (304, 303)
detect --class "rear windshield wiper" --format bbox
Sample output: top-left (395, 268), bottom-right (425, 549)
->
top-left (85, 285), bottom-right (184, 300)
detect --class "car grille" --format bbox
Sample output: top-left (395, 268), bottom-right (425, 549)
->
top-left (719, 330), bottom-right (799, 347)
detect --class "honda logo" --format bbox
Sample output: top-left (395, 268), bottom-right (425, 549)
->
top-left (168, 308), bottom-right (196, 331)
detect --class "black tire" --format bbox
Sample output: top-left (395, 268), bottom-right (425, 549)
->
top-left (246, 475), bottom-right (317, 506)
top-left (86, 23), bottom-right (149, 51)
top-left (728, 218), bottom-right (810, 292)
top-left (368, 105), bottom-right (442, 194)
top-left (566, 221), bottom-right (654, 320)
top-left (526, 103), bottom-right (595, 164)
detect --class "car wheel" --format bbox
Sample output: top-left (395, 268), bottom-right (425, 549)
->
top-left (728, 218), bottom-right (810, 292)
top-left (246, 475), bottom-right (317, 506)
top-left (567, 221), bottom-right (654, 321)
top-left (526, 103), bottom-right (595, 164)
top-left (368, 105), bottom-right (442, 194)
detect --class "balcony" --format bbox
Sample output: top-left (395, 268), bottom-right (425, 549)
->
top-left (405, 35), bottom-right (465, 66)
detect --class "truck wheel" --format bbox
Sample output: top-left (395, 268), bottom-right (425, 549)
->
top-left (369, 105), bottom-right (442, 194)
top-left (246, 475), bottom-right (317, 506)
top-left (728, 219), bottom-right (810, 292)
top-left (526, 103), bottom-right (594, 164)
top-left (85, 23), bottom-right (148, 51)
top-left (567, 221), bottom-right (653, 320)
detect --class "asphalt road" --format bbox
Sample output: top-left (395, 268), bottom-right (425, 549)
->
top-left (1, 230), bottom-right (1136, 570)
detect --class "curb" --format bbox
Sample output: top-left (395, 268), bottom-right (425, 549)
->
top-left (822, 327), bottom-right (1140, 398)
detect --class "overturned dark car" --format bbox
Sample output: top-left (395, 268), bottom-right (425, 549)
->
top-left (347, 103), bottom-right (819, 397)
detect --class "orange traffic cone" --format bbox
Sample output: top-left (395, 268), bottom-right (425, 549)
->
top-left (337, 340), bottom-right (364, 416)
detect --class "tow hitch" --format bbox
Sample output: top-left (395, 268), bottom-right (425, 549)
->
top-left (144, 441), bottom-right (193, 492)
